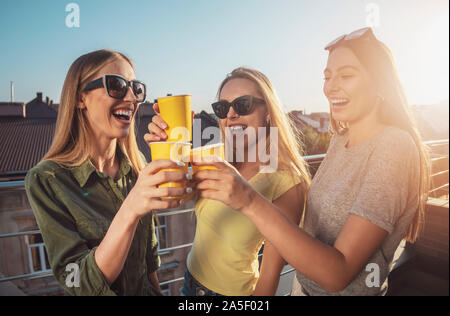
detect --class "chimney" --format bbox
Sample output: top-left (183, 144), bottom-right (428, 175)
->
top-left (37, 92), bottom-right (43, 103)
top-left (46, 96), bottom-right (49, 105)
top-left (10, 81), bottom-right (14, 103)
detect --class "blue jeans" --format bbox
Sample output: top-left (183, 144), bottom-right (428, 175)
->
top-left (180, 269), bottom-right (224, 296)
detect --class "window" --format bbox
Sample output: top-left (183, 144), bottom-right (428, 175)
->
top-left (25, 233), bottom-right (51, 273)
top-left (160, 283), bottom-right (171, 296)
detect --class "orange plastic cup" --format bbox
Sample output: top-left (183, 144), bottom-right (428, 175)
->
top-left (190, 143), bottom-right (225, 174)
top-left (150, 142), bottom-right (191, 199)
top-left (157, 95), bottom-right (192, 143)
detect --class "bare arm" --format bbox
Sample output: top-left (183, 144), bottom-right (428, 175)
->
top-left (94, 208), bottom-right (139, 285)
top-left (242, 194), bottom-right (388, 293)
top-left (252, 184), bottom-right (305, 296)
top-left (95, 160), bottom-right (189, 285)
top-left (193, 159), bottom-right (391, 293)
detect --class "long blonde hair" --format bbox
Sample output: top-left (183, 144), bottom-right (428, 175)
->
top-left (217, 67), bottom-right (311, 218)
top-left (42, 49), bottom-right (144, 173)
top-left (328, 38), bottom-right (431, 243)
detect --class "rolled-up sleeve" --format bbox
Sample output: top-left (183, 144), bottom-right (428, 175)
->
top-left (25, 169), bottom-right (117, 296)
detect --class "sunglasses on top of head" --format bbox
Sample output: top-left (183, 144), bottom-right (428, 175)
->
top-left (211, 95), bottom-right (265, 119)
top-left (324, 27), bottom-right (377, 51)
top-left (83, 74), bottom-right (147, 103)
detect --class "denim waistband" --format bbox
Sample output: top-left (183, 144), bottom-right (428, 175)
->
top-left (183, 270), bottom-right (224, 296)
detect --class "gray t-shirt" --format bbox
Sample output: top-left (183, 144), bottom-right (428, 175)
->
top-left (291, 126), bottom-right (420, 296)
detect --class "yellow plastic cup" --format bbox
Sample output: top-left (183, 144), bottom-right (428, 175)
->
top-left (157, 95), bottom-right (192, 143)
top-left (190, 143), bottom-right (225, 174)
top-left (150, 142), bottom-right (191, 199)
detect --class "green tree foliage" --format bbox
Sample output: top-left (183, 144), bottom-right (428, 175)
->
top-left (301, 126), bottom-right (332, 156)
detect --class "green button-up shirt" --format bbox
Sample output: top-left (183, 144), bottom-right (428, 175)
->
top-left (25, 150), bottom-right (161, 296)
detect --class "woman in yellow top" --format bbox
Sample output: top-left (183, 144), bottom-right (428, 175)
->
top-left (146, 67), bottom-right (311, 296)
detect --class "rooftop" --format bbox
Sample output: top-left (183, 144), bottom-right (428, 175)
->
top-left (0, 117), bottom-right (55, 177)
top-left (0, 92), bottom-right (58, 179)
top-left (0, 103), bottom-right (26, 117)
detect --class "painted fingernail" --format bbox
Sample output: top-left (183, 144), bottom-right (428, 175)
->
top-left (186, 187), bottom-right (193, 194)
top-left (162, 123), bottom-right (168, 129)
top-left (172, 160), bottom-right (185, 167)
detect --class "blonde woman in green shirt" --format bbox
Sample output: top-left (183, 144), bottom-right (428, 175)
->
top-left (25, 50), bottom-right (191, 296)
top-left (146, 67), bottom-right (311, 296)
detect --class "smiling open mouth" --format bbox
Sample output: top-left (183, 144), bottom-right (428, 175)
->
top-left (228, 125), bottom-right (248, 134)
top-left (112, 109), bottom-right (133, 123)
top-left (331, 99), bottom-right (350, 107)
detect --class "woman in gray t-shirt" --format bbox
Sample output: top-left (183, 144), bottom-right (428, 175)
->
top-left (192, 27), bottom-right (430, 295)
top-left (291, 125), bottom-right (420, 295)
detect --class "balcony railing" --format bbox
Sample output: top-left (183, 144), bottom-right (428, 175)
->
top-left (0, 139), bottom-right (448, 295)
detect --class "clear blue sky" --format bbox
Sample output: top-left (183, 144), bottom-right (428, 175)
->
top-left (1, 0), bottom-right (448, 114)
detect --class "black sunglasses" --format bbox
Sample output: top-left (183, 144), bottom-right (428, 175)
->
top-left (325, 27), bottom-right (376, 51)
top-left (211, 95), bottom-right (265, 119)
top-left (83, 74), bottom-right (147, 102)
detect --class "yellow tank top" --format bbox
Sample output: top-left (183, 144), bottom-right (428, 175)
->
top-left (187, 169), bottom-right (303, 296)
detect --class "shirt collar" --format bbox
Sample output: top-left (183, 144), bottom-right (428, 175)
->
top-left (72, 147), bottom-right (133, 188)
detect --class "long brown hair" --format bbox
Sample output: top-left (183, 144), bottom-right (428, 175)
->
top-left (216, 67), bottom-right (311, 222)
top-left (328, 35), bottom-right (431, 243)
top-left (42, 49), bottom-right (144, 173)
